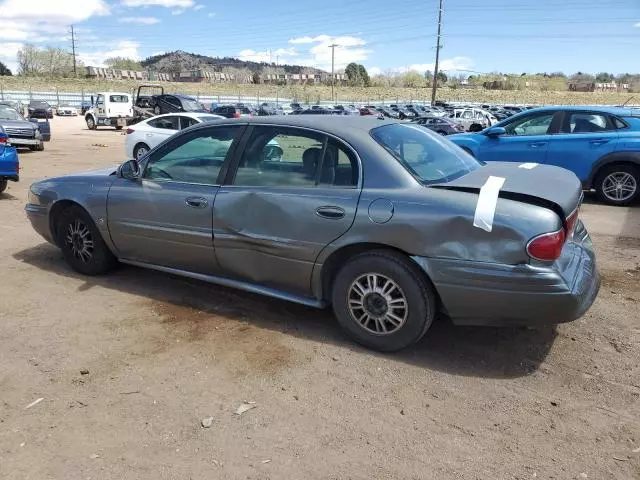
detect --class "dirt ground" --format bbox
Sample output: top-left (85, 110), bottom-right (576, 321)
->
top-left (0, 116), bottom-right (639, 480)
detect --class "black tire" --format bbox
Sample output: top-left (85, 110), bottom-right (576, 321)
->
top-left (154, 105), bottom-right (161, 115)
top-left (0, 179), bottom-right (7, 194)
top-left (595, 164), bottom-right (639, 206)
top-left (86, 116), bottom-right (96, 130)
top-left (115, 125), bottom-right (123, 131)
top-left (133, 143), bottom-right (150, 160)
top-left (29, 141), bottom-right (44, 151)
top-left (331, 250), bottom-right (436, 352)
top-left (55, 205), bottom-right (117, 275)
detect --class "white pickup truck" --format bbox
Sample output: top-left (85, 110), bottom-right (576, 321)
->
top-left (85, 92), bottom-right (134, 130)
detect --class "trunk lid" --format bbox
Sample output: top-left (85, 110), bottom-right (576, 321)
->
top-left (436, 162), bottom-right (582, 219)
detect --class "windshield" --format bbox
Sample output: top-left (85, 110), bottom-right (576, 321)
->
top-left (181, 98), bottom-right (204, 110)
top-left (0, 107), bottom-right (22, 120)
top-left (371, 123), bottom-right (481, 185)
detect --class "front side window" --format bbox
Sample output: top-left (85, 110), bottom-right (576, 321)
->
top-left (233, 127), bottom-right (358, 188)
top-left (567, 112), bottom-right (615, 133)
top-left (148, 116), bottom-right (179, 130)
top-left (371, 123), bottom-right (481, 185)
top-left (143, 126), bottom-right (241, 185)
top-left (504, 112), bottom-right (554, 136)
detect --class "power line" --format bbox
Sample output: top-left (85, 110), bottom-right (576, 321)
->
top-left (431, 0), bottom-right (443, 106)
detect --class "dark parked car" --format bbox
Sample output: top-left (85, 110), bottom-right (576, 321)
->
top-left (0, 105), bottom-right (45, 150)
top-left (376, 107), bottom-right (399, 119)
top-left (28, 100), bottom-right (53, 119)
top-left (298, 108), bottom-right (341, 115)
top-left (152, 94), bottom-right (207, 115)
top-left (359, 107), bottom-right (379, 116)
top-left (25, 116), bottom-right (599, 352)
top-left (211, 105), bottom-right (253, 119)
top-left (411, 116), bottom-right (465, 135)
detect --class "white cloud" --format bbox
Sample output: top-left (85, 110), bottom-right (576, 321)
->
top-left (121, 0), bottom-right (194, 6)
top-left (392, 56), bottom-right (475, 74)
top-left (193, 4), bottom-right (205, 10)
top-left (0, 42), bottom-right (23, 73)
top-left (368, 66), bottom-right (382, 76)
top-left (171, 9), bottom-right (184, 14)
top-left (207, 12), bottom-right (216, 18)
top-left (150, 51), bottom-right (166, 56)
top-left (119, 16), bottom-right (160, 24)
top-left (78, 40), bottom-right (141, 67)
top-left (287, 35), bottom-right (371, 71)
top-left (0, 0), bottom-right (110, 43)
top-left (238, 48), bottom-right (298, 63)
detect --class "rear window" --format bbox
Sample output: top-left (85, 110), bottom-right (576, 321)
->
top-left (370, 123), bottom-right (481, 185)
top-left (110, 95), bottom-right (129, 103)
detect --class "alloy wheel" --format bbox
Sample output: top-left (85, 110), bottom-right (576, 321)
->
top-left (602, 172), bottom-right (637, 202)
top-left (136, 146), bottom-right (148, 159)
top-left (347, 273), bottom-right (408, 335)
top-left (65, 219), bottom-right (94, 263)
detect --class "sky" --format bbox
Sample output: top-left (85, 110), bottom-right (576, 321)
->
top-left (0, 0), bottom-right (639, 76)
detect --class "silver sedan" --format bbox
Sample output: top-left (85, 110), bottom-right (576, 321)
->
top-left (26, 116), bottom-right (599, 351)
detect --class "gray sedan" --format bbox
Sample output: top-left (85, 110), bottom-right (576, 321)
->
top-left (25, 116), bottom-right (600, 351)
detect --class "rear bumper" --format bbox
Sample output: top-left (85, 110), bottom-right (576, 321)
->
top-left (413, 221), bottom-right (600, 326)
top-left (25, 203), bottom-right (55, 244)
top-left (0, 148), bottom-right (19, 181)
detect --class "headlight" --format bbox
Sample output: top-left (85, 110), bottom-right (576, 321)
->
top-left (34, 129), bottom-right (41, 138)
top-left (28, 189), bottom-right (40, 205)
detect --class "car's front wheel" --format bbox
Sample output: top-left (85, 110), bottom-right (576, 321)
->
top-left (29, 141), bottom-right (44, 151)
top-left (133, 143), bottom-right (150, 160)
top-left (0, 179), bottom-right (7, 194)
top-left (331, 250), bottom-right (436, 352)
top-left (55, 205), bottom-right (117, 275)
top-left (595, 164), bottom-right (639, 206)
top-left (86, 116), bottom-right (96, 130)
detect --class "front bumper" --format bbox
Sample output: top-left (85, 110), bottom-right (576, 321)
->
top-left (9, 138), bottom-right (40, 147)
top-left (25, 203), bottom-right (55, 244)
top-left (414, 221), bottom-right (600, 326)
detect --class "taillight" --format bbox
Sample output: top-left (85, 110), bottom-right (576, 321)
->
top-left (126, 128), bottom-right (135, 134)
top-left (0, 136), bottom-right (6, 144)
top-left (527, 229), bottom-right (566, 261)
top-left (565, 208), bottom-right (579, 239)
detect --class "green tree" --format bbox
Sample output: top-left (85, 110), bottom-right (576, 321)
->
top-left (357, 64), bottom-right (370, 86)
top-left (436, 71), bottom-right (448, 84)
top-left (105, 57), bottom-right (142, 70)
top-left (0, 61), bottom-right (11, 76)
top-left (569, 72), bottom-right (595, 83)
top-left (345, 62), bottom-right (359, 85)
top-left (595, 72), bottom-right (614, 83)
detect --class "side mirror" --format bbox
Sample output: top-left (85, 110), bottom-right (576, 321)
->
top-left (119, 160), bottom-right (140, 180)
top-left (486, 126), bottom-right (506, 137)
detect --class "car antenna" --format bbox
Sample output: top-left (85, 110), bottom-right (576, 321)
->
top-left (622, 96), bottom-right (635, 107)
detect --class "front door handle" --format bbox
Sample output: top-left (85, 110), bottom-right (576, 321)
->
top-left (185, 197), bottom-right (208, 209)
top-left (316, 206), bottom-right (345, 219)
top-left (589, 139), bottom-right (609, 145)
top-left (529, 142), bottom-right (547, 148)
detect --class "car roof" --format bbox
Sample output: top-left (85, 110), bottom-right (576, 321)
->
top-left (525, 105), bottom-right (640, 117)
top-left (144, 112), bottom-right (220, 122)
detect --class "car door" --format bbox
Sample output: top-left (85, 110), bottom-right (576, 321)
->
top-left (476, 110), bottom-right (560, 164)
top-left (107, 124), bottom-right (244, 274)
top-left (545, 111), bottom-right (619, 183)
top-left (213, 125), bottom-right (361, 296)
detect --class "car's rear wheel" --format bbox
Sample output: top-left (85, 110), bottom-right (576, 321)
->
top-left (55, 205), bottom-right (117, 275)
top-left (86, 116), bottom-right (96, 130)
top-left (595, 164), bottom-right (639, 206)
top-left (133, 143), bottom-right (150, 160)
top-left (0, 179), bottom-right (7, 194)
top-left (331, 250), bottom-right (436, 352)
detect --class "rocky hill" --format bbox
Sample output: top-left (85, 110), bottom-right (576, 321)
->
top-left (140, 50), bottom-right (325, 75)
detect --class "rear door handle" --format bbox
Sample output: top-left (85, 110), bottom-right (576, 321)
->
top-left (316, 206), bottom-right (345, 219)
top-left (185, 197), bottom-right (208, 209)
top-left (529, 142), bottom-right (547, 148)
top-left (589, 139), bottom-right (609, 145)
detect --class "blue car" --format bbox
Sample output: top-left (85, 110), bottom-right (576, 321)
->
top-left (0, 125), bottom-right (19, 194)
top-left (449, 106), bottom-right (640, 205)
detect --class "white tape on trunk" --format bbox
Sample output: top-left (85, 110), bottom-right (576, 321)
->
top-left (473, 176), bottom-right (506, 233)
top-left (519, 163), bottom-right (538, 169)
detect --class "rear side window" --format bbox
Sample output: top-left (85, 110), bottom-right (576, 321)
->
top-left (148, 116), bottom-right (179, 130)
top-left (567, 112), bottom-right (615, 133)
top-left (109, 95), bottom-right (129, 103)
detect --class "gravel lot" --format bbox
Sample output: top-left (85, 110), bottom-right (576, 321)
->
top-left (1, 116), bottom-right (639, 480)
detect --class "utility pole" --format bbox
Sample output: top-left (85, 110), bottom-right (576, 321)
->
top-left (329, 43), bottom-right (338, 102)
top-left (70, 24), bottom-right (77, 76)
top-left (430, 0), bottom-right (443, 106)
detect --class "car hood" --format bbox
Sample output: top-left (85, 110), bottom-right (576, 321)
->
top-left (435, 162), bottom-right (581, 219)
top-left (72, 166), bottom-right (119, 176)
top-left (0, 119), bottom-right (36, 130)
